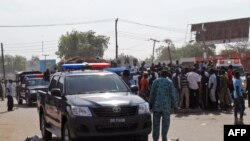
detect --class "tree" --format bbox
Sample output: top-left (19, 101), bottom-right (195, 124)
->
top-left (0, 55), bottom-right (26, 73)
top-left (156, 41), bottom-right (216, 62)
top-left (56, 30), bottom-right (110, 59)
top-left (224, 42), bottom-right (250, 54)
top-left (156, 39), bottom-right (179, 62)
top-left (13, 55), bottom-right (26, 71)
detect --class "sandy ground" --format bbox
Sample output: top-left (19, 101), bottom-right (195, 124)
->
top-left (0, 97), bottom-right (249, 141)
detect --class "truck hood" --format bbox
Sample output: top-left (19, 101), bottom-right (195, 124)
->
top-left (27, 85), bottom-right (48, 90)
top-left (66, 93), bottom-right (145, 107)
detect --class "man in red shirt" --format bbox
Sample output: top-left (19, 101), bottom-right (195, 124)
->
top-left (227, 65), bottom-right (234, 96)
top-left (140, 72), bottom-right (149, 101)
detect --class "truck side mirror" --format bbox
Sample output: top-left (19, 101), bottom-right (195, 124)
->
top-left (51, 88), bottom-right (61, 97)
top-left (130, 85), bottom-right (138, 93)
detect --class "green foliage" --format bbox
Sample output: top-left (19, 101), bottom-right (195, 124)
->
top-left (56, 30), bottom-right (110, 59)
top-left (224, 42), bottom-right (250, 53)
top-left (156, 40), bottom-right (216, 62)
top-left (0, 55), bottom-right (26, 73)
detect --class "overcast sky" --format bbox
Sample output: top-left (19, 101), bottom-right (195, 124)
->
top-left (0, 0), bottom-right (249, 61)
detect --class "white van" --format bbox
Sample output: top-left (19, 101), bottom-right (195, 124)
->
top-left (216, 58), bottom-right (246, 91)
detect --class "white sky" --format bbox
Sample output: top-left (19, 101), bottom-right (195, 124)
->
top-left (0, 0), bottom-right (250, 61)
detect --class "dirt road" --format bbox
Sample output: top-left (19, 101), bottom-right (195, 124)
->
top-left (0, 99), bottom-right (46, 141)
top-left (1, 97), bottom-right (249, 141)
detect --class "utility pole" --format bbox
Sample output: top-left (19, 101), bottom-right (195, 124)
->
top-left (1, 43), bottom-right (6, 82)
top-left (167, 42), bottom-right (172, 65)
top-left (115, 18), bottom-right (118, 60)
top-left (42, 54), bottom-right (49, 71)
top-left (41, 41), bottom-right (49, 71)
top-left (42, 41), bottom-right (44, 53)
top-left (149, 38), bottom-right (160, 64)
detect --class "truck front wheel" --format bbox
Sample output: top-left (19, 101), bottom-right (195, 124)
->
top-left (41, 114), bottom-right (52, 140)
top-left (26, 96), bottom-right (32, 107)
top-left (16, 94), bottom-right (23, 104)
top-left (62, 121), bottom-right (76, 141)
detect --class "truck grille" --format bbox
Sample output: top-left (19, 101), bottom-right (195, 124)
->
top-left (92, 106), bottom-right (138, 117)
top-left (96, 123), bottom-right (137, 132)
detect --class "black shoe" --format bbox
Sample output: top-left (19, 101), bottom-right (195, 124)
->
top-left (238, 118), bottom-right (244, 125)
top-left (234, 118), bottom-right (238, 125)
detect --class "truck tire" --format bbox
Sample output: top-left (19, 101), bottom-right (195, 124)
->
top-left (26, 96), bottom-right (32, 107)
top-left (16, 94), bottom-right (23, 105)
top-left (41, 114), bottom-right (52, 140)
top-left (62, 121), bottom-right (75, 141)
top-left (135, 135), bottom-right (148, 141)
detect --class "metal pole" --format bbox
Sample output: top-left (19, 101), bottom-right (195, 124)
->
top-left (115, 18), bottom-right (118, 60)
top-left (42, 54), bottom-right (49, 71)
top-left (1, 43), bottom-right (6, 81)
top-left (149, 38), bottom-right (160, 64)
top-left (167, 43), bottom-right (172, 65)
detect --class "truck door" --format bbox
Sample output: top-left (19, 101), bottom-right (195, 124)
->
top-left (50, 76), bottom-right (65, 127)
top-left (45, 75), bottom-right (60, 127)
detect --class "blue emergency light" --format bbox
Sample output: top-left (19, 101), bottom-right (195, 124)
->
top-left (104, 67), bottom-right (126, 73)
top-left (61, 63), bottom-right (90, 70)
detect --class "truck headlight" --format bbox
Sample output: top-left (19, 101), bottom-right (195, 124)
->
top-left (138, 103), bottom-right (150, 114)
top-left (30, 90), bottom-right (38, 94)
top-left (71, 106), bottom-right (92, 117)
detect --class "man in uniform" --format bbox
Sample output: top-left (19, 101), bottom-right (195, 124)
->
top-left (149, 70), bottom-right (175, 141)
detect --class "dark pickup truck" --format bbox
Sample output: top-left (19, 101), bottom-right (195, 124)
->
top-left (15, 71), bottom-right (49, 106)
top-left (37, 69), bottom-right (151, 141)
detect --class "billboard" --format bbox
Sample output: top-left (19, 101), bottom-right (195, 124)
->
top-left (39, 59), bottom-right (56, 72)
top-left (191, 18), bottom-right (250, 44)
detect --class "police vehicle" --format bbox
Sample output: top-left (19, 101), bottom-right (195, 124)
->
top-left (15, 71), bottom-right (49, 106)
top-left (37, 63), bottom-right (151, 141)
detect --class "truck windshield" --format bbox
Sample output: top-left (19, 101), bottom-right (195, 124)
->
top-left (27, 78), bottom-right (49, 86)
top-left (65, 74), bottom-right (129, 95)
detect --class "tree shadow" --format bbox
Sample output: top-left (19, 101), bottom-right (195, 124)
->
top-left (14, 103), bottom-right (37, 109)
top-left (0, 111), bottom-right (10, 114)
top-left (173, 107), bottom-right (234, 118)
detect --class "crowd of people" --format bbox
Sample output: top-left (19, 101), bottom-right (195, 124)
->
top-left (122, 60), bottom-right (250, 121)
top-left (121, 60), bottom-right (250, 141)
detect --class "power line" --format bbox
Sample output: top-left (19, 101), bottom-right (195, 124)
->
top-left (5, 44), bottom-right (58, 49)
top-left (119, 18), bottom-right (185, 33)
top-left (4, 40), bottom-right (58, 46)
top-left (0, 18), bottom-right (115, 28)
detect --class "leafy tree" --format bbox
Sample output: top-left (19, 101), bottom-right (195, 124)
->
top-left (224, 42), bottom-right (250, 54)
top-left (0, 55), bottom-right (26, 73)
top-left (56, 30), bottom-right (110, 59)
top-left (30, 55), bottom-right (39, 62)
top-left (13, 55), bottom-right (27, 71)
top-left (156, 41), bottom-right (216, 62)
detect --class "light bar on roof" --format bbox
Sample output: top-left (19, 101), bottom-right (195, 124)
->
top-left (25, 74), bottom-right (43, 78)
top-left (61, 63), bottom-right (89, 70)
top-left (104, 67), bottom-right (126, 73)
top-left (89, 63), bottom-right (111, 69)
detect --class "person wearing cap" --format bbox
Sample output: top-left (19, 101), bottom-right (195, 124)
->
top-left (6, 79), bottom-right (14, 111)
